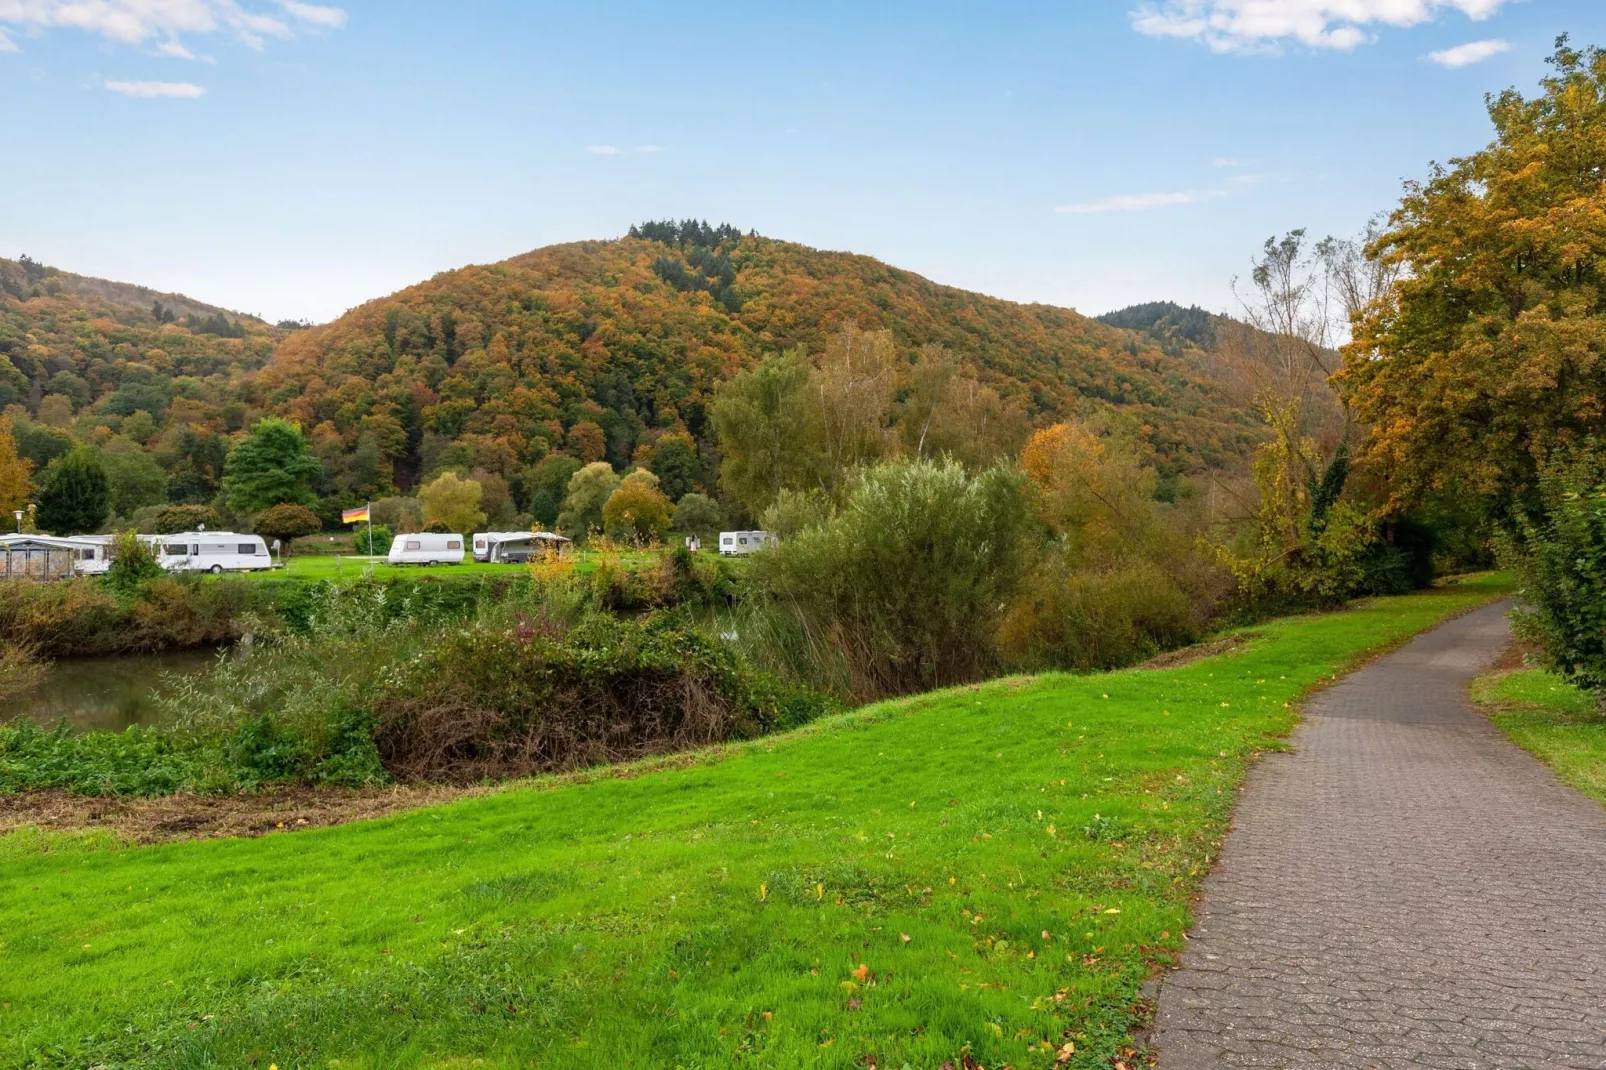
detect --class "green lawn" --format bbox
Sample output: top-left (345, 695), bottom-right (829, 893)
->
top-left (1474, 665), bottom-right (1606, 807)
top-left (0, 576), bottom-right (1509, 1069)
top-left (260, 550), bottom-right (671, 582)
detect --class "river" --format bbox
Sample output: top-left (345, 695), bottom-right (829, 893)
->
top-left (5, 648), bottom-right (223, 732)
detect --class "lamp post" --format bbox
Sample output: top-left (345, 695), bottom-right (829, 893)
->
top-left (12, 509), bottom-right (20, 534)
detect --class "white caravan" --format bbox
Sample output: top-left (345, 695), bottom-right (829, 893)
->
top-left (718, 530), bottom-right (773, 556)
top-left (472, 531), bottom-right (571, 563)
top-left (65, 534), bottom-right (115, 575)
top-left (157, 532), bottom-right (273, 573)
top-left (387, 532), bottom-right (465, 565)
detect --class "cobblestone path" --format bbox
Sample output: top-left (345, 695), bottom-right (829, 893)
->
top-left (1151, 600), bottom-right (1606, 1068)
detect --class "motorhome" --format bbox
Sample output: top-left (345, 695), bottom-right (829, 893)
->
top-left (471, 531), bottom-right (571, 563)
top-left (387, 532), bottom-right (466, 565)
top-left (156, 532), bottom-right (273, 573)
top-left (718, 530), bottom-right (774, 556)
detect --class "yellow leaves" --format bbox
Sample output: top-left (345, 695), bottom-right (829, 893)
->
top-left (851, 962), bottom-right (871, 983)
top-left (1056, 1041), bottom-right (1077, 1063)
top-left (900, 932), bottom-right (911, 944)
top-left (815, 882), bottom-right (824, 901)
top-left (759, 883), bottom-right (768, 902)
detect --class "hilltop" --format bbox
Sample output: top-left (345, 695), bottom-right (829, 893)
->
top-left (259, 227), bottom-right (1259, 491)
top-left (3, 232), bottom-right (1267, 522)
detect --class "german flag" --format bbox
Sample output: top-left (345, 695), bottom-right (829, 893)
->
top-left (341, 505), bottom-right (370, 524)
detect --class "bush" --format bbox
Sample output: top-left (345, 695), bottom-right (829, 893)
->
top-left (371, 613), bottom-right (831, 781)
top-left (0, 574), bottom-right (274, 657)
top-left (999, 558), bottom-right (1205, 672)
top-left (1503, 453), bottom-right (1606, 709)
top-left (750, 458), bottom-right (1032, 700)
top-left (104, 529), bottom-right (163, 592)
top-left (134, 503), bottom-right (222, 534)
top-left (355, 523), bottom-right (393, 556)
top-left (253, 503), bottom-right (323, 554)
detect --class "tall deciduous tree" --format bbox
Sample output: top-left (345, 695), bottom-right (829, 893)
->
top-left (35, 445), bottom-right (109, 535)
top-left (419, 471), bottom-right (486, 535)
top-left (1339, 38), bottom-right (1606, 513)
top-left (711, 350), bottom-right (818, 519)
top-left (557, 461), bottom-right (619, 537)
top-left (251, 503), bottom-right (323, 555)
top-left (222, 418), bottom-right (322, 514)
top-left (0, 420), bottom-right (31, 517)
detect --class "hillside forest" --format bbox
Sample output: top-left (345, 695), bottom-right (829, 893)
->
top-left (5, 42), bottom-right (1606, 712)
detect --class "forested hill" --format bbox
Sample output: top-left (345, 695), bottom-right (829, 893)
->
top-left (0, 255), bottom-right (278, 429)
top-left (260, 228), bottom-right (1258, 489)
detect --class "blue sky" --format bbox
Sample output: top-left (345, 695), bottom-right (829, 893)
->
top-left (3, 1), bottom-right (1604, 325)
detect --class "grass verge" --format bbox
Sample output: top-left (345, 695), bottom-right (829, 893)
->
top-left (1473, 663), bottom-right (1606, 808)
top-left (0, 575), bottom-right (1510, 1069)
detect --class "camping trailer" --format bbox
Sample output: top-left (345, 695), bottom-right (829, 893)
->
top-left (387, 532), bottom-right (466, 565)
top-left (156, 532), bottom-right (273, 573)
top-left (718, 530), bottom-right (773, 556)
top-left (65, 534), bottom-right (116, 575)
top-left (472, 531), bottom-right (572, 563)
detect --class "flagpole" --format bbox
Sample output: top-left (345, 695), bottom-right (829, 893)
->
top-left (366, 502), bottom-right (373, 559)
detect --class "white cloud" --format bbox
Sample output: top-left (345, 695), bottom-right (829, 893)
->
top-left (277, 1), bottom-right (344, 29)
top-left (0, 0), bottom-right (345, 53)
top-left (105, 78), bottom-right (206, 97)
top-left (1130, 0), bottom-right (1509, 53)
top-left (0, 27), bottom-right (15, 50)
top-left (1053, 189), bottom-right (1227, 214)
top-left (585, 145), bottom-right (622, 155)
top-left (1427, 38), bottom-right (1511, 66)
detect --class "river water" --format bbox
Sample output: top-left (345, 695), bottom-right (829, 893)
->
top-left (5, 648), bottom-right (223, 732)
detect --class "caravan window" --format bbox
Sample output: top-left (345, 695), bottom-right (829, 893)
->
top-left (405, 540), bottom-right (421, 551)
top-left (78, 548), bottom-right (96, 561)
top-left (239, 543), bottom-right (257, 555)
top-left (739, 537), bottom-right (749, 546)
top-left (447, 539), bottom-right (461, 550)
top-left (162, 543), bottom-right (187, 556)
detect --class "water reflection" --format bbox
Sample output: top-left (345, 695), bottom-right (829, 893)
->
top-left (6, 648), bottom-right (223, 732)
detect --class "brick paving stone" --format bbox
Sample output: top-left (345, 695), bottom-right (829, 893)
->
top-left (1151, 601), bottom-right (1606, 1069)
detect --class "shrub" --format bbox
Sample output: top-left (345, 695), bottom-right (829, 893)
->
top-left (355, 523), bottom-right (393, 556)
top-left (1000, 558), bottom-right (1204, 672)
top-left (750, 458), bottom-right (1032, 700)
top-left (104, 529), bottom-right (162, 592)
top-left (1503, 452), bottom-right (1606, 709)
top-left (134, 503), bottom-right (222, 534)
top-left (371, 613), bottom-right (832, 781)
top-left (252, 503), bottom-right (323, 554)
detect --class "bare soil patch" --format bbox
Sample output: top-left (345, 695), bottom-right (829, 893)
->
top-left (0, 782), bottom-right (487, 844)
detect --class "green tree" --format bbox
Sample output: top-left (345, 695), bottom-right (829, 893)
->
top-left (133, 503), bottom-right (222, 534)
top-left (557, 461), bottom-right (618, 537)
top-left (356, 523), bottom-right (394, 556)
top-left (104, 530), bottom-right (163, 592)
top-left (603, 479), bottom-right (672, 542)
top-left (222, 418), bottom-right (321, 514)
top-left (101, 444), bottom-right (169, 518)
top-left (252, 503), bottom-right (323, 555)
top-left (419, 471), bottom-right (486, 534)
top-left (1339, 39), bottom-right (1606, 514)
top-left (711, 349), bottom-right (817, 518)
top-left (647, 436), bottom-right (701, 502)
top-left (671, 492), bottom-right (723, 538)
top-left (35, 446), bottom-right (110, 535)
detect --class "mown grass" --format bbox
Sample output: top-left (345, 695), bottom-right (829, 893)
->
top-left (267, 550), bottom-right (670, 582)
top-left (1474, 665), bottom-right (1606, 807)
top-left (0, 576), bottom-right (1509, 1069)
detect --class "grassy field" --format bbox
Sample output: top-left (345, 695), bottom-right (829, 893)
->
top-left (0, 576), bottom-right (1508, 1069)
top-left (261, 550), bottom-right (671, 582)
top-left (1474, 665), bottom-right (1606, 807)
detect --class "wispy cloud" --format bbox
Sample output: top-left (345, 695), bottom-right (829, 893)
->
top-left (1130, 0), bottom-right (1510, 54)
top-left (1426, 38), bottom-right (1511, 67)
top-left (105, 78), bottom-right (207, 98)
top-left (1053, 189), bottom-right (1227, 214)
top-left (0, 0), bottom-right (345, 54)
top-left (0, 28), bottom-right (16, 52)
top-left (586, 145), bottom-right (623, 155)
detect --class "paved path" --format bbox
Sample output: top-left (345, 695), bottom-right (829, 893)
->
top-left (1151, 600), bottom-right (1606, 1069)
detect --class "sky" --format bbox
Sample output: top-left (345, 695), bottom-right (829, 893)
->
top-left (4, 0), bottom-right (1605, 325)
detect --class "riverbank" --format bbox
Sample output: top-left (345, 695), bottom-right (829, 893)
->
top-left (0, 576), bottom-right (1513, 1069)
